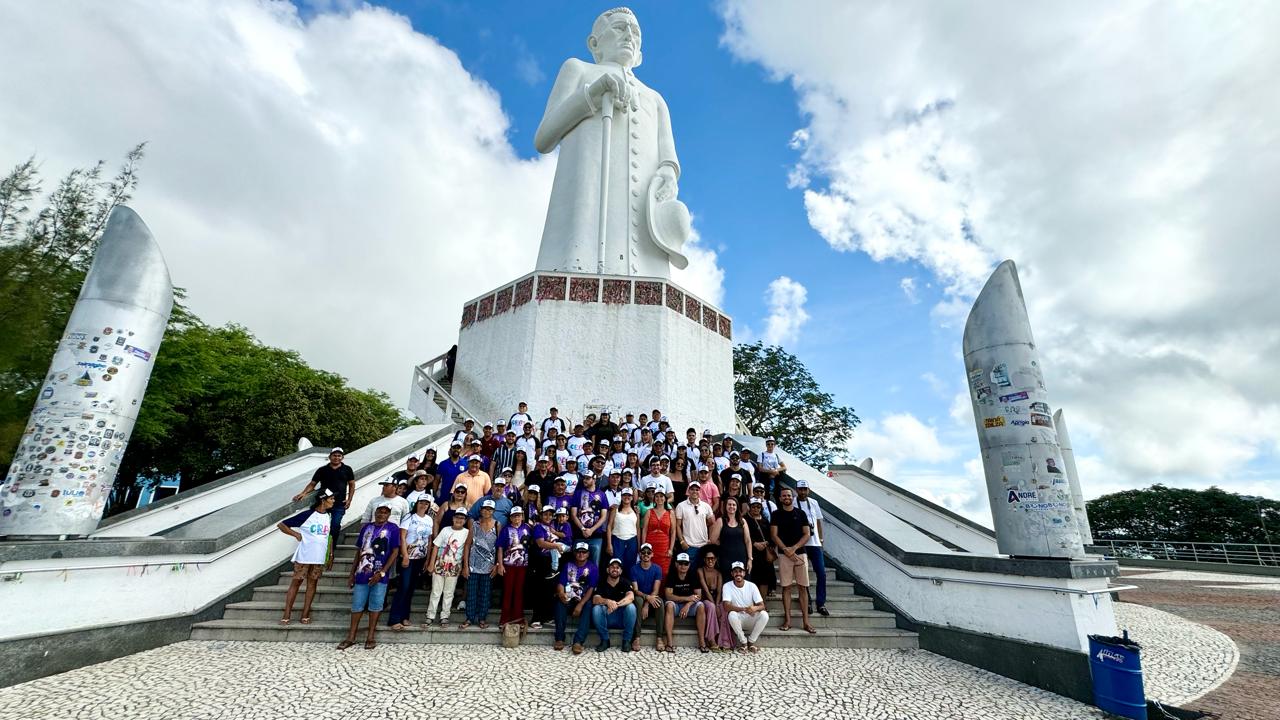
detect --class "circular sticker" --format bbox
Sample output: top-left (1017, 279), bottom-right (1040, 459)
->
top-left (104, 327), bottom-right (113, 335)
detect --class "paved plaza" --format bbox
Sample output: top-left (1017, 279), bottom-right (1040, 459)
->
top-left (0, 598), bottom-right (1239, 720)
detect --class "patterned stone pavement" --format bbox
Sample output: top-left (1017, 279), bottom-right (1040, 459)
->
top-left (0, 642), bottom-right (1115, 720)
top-left (1119, 567), bottom-right (1279, 720)
top-left (1112, 602), bottom-right (1237, 705)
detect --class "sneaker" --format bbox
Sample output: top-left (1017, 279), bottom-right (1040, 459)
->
top-left (621, 644), bottom-right (632, 653)
top-left (595, 641), bottom-right (610, 653)
top-left (529, 622), bottom-right (543, 630)
top-left (571, 643), bottom-right (584, 655)
top-left (818, 606), bottom-right (830, 617)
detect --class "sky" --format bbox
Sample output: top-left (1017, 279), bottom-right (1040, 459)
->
top-left (1, 1), bottom-right (1277, 526)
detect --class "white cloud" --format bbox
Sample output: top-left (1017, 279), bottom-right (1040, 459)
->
top-left (899, 277), bottom-right (919, 304)
top-left (0, 1), bottom-right (616, 405)
top-left (761, 275), bottom-right (809, 346)
top-left (722, 0), bottom-right (1280, 498)
top-left (671, 227), bottom-right (726, 308)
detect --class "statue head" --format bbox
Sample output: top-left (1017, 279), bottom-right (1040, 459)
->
top-left (588, 7), bottom-right (642, 69)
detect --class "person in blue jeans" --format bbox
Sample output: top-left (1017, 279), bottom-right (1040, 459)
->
top-left (553, 542), bottom-right (597, 653)
top-left (339, 505), bottom-right (400, 650)
top-left (795, 481), bottom-right (829, 615)
top-left (571, 473), bottom-right (610, 567)
top-left (591, 557), bottom-right (637, 652)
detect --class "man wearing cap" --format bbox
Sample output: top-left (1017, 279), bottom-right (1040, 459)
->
top-left (471, 474), bottom-right (514, 526)
top-left (770, 487), bottom-right (816, 634)
top-left (363, 477), bottom-right (410, 526)
top-left (546, 475), bottom-right (573, 514)
top-left (540, 407), bottom-right (567, 441)
top-left (391, 455), bottom-right (420, 484)
top-left (663, 552), bottom-right (705, 651)
top-left (720, 451), bottom-right (754, 490)
top-left (630, 414), bottom-right (649, 447)
top-left (629, 543), bottom-right (665, 651)
top-left (571, 472), bottom-right (610, 566)
top-left (673, 481), bottom-right (714, 567)
top-left (436, 441), bottom-right (468, 504)
top-left (566, 424), bottom-right (588, 458)
top-left (609, 436), bottom-right (629, 469)
top-left (721, 561), bottom-right (768, 652)
top-left (453, 418), bottom-right (476, 444)
top-left (619, 412), bottom-right (639, 438)
top-left (508, 402), bottom-right (534, 435)
top-left (525, 456), bottom-right (555, 493)
top-left (293, 448), bottom-right (355, 553)
top-left (465, 438), bottom-right (490, 472)
top-left (491, 431), bottom-right (519, 481)
top-left (480, 422), bottom-right (501, 458)
top-left (553, 542), bottom-right (598, 653)
top-left (515, 422), bottom-right (539, 459)
top-left (340, 504), bottom-right (400, 650)
top-left (591, 557), bottom-right (636, 652)
top-left (756, 438), bottom-right (786, 498)
top-left (795, 480), bottom-right (829, 616)
top-left (459, 455), bottom-right (492, 507)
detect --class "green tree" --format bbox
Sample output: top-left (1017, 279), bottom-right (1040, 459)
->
top-left (118, 323), bottom-right (411, 502)
top-left (733, 341), bottom-right (859, 467)
top-left (1087, 484), bottom-right (1280, 544)
top-left (0, 149), bottom-right (412, 507)
top-left (0, 146), bottom-right (147, 464)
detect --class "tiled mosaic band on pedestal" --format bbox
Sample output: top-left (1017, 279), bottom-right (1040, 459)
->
top-left (460, 271), bottom-right (731, 341)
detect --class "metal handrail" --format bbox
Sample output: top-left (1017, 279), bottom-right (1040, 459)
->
top-left (1091, 539), bottom-right (1280, 567)
top-left (412, 352), bottom-right (477, 427)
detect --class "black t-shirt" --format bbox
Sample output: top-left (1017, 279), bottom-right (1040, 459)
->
top-left (595, 576), bottom-right (631, 602)
top-left (770, 506), bottom-right (811, 548)
top-left (666, 571), bottom-right (697, 600)
top-left (587, 421), bottom-right (619, 447)
top-left (391, 469), bottom-right (414, 482)
top-left (311, 463), bottom-right (355, 503)
top-left (524, 469), bottom-right (555, 490)
top-left (720, 466), bottom-right (753, 488)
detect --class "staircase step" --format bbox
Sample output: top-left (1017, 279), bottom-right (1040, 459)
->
top-left (325, 557), bottom-right (839, 581)
top-left (223, 601), bottom-right (896, 629)
top-left (249, 583), bottom-right (873, 606)
top-left (278, 570), bottom-right (850, 591)
top-left (190, 619), bottom-right (918, 649)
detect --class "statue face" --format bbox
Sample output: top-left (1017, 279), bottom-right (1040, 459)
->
top-left (591, 11), bottom-right (641, 67)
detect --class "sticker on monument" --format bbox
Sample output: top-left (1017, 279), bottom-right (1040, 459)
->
top-left (1029, 402), bottom-right (1050, 414)
top-left (999, 391), bottom-right (1028, 403)
top-left (1030, 413), bottom-right (1053, 427)
top-left (1045, 458), bottom-right (1063, 474)
top-left (983, 416), bottom-right (1005, 428)
top-left (990, 363), bottom-right (1011, 387)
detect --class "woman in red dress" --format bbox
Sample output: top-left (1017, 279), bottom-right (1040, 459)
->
top-left (640, 488), bottom-right (673, 577)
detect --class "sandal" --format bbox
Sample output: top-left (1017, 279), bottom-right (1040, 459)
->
top-left (748, 643), bottom-right (760, 653)
top-left (336, 640), bottom-right (354, 650)
top-left (656, 638), bottom-right (666, 652)
top-left (699, 645), bottom-right (709, 653)
top-left (665, 644), bottom-right (677, 653)
top-left (460, 621), bottom-right (472, 629)
top-left (278, 618), bottom-right (290, 625)
top-left (478, 621), bottom-right (489, 629)
top-left (804, 625), bottom-right (817, 635)
top-left (391, 623), bottom-right (405, 632)
top-left (779, 623), bottom-right (792, 631)
top-left (364, 639), bottom-right (377, 649)
top-left (300, 616), bottom-right (312, 625)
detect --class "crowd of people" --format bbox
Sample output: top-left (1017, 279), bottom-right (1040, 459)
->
top-left (278, 404), bottom-right (829, 653)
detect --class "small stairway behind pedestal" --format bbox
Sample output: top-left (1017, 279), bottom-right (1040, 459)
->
top-left (192, 545), bottom-right (917, 649)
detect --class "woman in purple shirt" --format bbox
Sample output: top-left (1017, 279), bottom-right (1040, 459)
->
top-left (496, 506), bottom-right (532, 627)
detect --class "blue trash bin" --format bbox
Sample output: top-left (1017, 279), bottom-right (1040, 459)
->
top-left (1089, 630), bottom-right (1146, 719)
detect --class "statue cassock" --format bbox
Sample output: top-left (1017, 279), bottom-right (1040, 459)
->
top-left (534, 7), bottom-right (689, 279)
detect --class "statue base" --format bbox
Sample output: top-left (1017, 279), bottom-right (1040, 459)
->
top-left (442, 271), bottom-right (734, 434)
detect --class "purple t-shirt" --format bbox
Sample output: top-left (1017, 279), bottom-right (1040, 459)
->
top-left (571, 487), bottom-right (610, 538)
top-left (497, 523), bottom-right (531, 567)
top-left (548, 493), bottom-right (573, 512)
top-left (354, 521), bottom-right (400, 585)
top-left (533, 523), bottom-right (557, 558)
top-left (559, 560), bottom-right (599, 602)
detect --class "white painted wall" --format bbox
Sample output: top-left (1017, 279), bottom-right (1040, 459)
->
top-left (827, 467), bottom-right (1000, 554)
top-left (451, 299), bottom-right (734, 432)
top-left (91, 452), bottom-right (328, 538)
top-left (0, 425), bottom-right (453, 641)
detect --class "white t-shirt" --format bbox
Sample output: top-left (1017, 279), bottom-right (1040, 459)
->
top-left (516, 434), bottom-right (539, 458)
top-left (713, 456), bottom-right (730, 473)
top-left (639, 473), bottom-right (673, 496)
top-left (721, 579), bottom-right (763, 610)
top-left (363, 494), bottom-right (409, 524)
top-left (509, 412), bottom-right (534, 431)
top-left (283, 509), bottom-right (332, 565)
top-left (797, 496), bottom-right (824, 547)
top-left (675, 500), bottom-right (713, 547)
top-left (566, 435), bottom-right (587, 457)
top-left (402, 512), bottom-right (435, 560)
top-left (757, 451), bottom-right (781, 472)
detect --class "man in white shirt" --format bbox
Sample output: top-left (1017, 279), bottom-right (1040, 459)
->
top-left (566, 425), bottom-right (588, 458)
top-left (363, 478), bottom-right (410, 525)
top-left (646, 409), bottom-right (662, 434)
top-left (639, 459), bottom-right (673, 496)
top-left (683, 428), bottom-right (701, 462)
top-left (630, 414), bottom-right (649, 446)
top-left (721, 561), bottom-right (768, 652)
top-left (756, 437), bottom-right (786, 498)
top-left (508, 401), bottom-right (534, 433)
top-left (560, 457), bottom-right (582, 495)
top-left (516, 423), bottom-right (539, 458)
top-left (635, 428), bottom-right (655, 465)
top-left (795, 480), bottom-right (828, 616)
top-left (673, 481), bottom-right (714, 567)
top-left (540, 406), bottom-right (567, 439)
top-left (452, 418), bottom-right (476, 444)
top-left (619, 412), bottom-right (639, 438)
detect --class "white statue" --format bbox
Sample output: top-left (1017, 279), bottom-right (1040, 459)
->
top-left (534, 7), bottom-right (689, 278)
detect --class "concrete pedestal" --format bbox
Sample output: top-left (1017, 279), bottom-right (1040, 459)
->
top-left (448, 271), bottom-right (734, 433)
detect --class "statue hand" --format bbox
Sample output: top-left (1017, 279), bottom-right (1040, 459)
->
top-left (651, 165), bottom-right (678, 202)
top-left (587, 72), bottom-right (630, 112)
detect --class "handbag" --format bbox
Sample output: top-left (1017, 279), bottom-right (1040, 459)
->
top-left (501, 621), bottom-right (527, 648)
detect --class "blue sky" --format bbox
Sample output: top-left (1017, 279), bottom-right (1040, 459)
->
top-left (3, 1), bottom-right (1277, 525)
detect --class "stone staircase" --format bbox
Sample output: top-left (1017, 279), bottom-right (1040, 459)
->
top-left (192, 544), bottom-right (917, 649)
